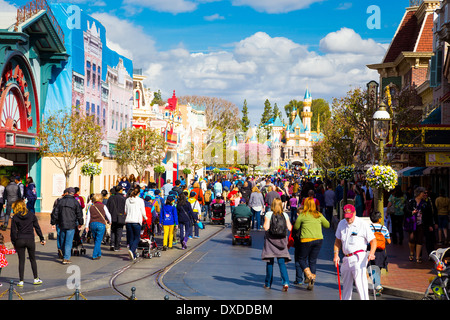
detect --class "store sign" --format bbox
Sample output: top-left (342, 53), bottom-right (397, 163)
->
top-left (426, 152), bottom-right (450, 167)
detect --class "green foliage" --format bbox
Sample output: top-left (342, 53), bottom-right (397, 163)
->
top-left (115, 127), bottom-right (167, 180)
top-left (151, 90), bottom-right (164, 106)
top-left (38, 108), bottom-right (103, 186)
top-left (241, 99), bottom-right (250, 133)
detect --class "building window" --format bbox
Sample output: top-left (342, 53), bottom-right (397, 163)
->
top-left (430, 49), bottom-right (443, 88)
top-left (86, 102), bottom-right (90, 115)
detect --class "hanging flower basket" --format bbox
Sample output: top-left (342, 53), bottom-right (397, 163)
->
top-left (81, 163), bottom-right (102, 176)
top-left (337, 165), bottom-right (354, 181)
top-left (327, 168), bottom-right (336, 179)
top-left (365, 165), bottom-right (398, 191)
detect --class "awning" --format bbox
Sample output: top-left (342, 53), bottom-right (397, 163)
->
top-left (0, 156), bottom-right (13, 166)
top-left (402, 167), bottom-right (427, 177)
top-left (423, 167), bottom-right (436, 175)
top-left (397, 166), bottom-right (414, 177)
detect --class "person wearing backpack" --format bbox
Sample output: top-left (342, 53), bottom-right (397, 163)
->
top-left (293, 197), bottom-right (330, 290)
top-left (261, 198), bottom-right (292, 292)
top-left (161, 196), bottom-right (178, 250)
top-left (368, 211), bottom-right (391, 296)
top-left (203, 187), bottom-right (213, 221)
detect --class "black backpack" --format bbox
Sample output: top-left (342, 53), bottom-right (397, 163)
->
top-left (269, 213), bottom-right (287, 238)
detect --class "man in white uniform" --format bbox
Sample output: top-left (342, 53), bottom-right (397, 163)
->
top-left (333, 204), bottom-right (377, 300)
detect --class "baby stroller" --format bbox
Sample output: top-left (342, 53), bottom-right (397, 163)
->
top-left (137, 221), bottom-right (162, 259)
top-left (71, 229), bottom-right (86, 256)
top-left (231, 216), bottom-right (252, 246)
top-left (423, 247), bottom-right (450, 300)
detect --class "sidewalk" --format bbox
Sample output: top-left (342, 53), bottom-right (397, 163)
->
top-left (0, 212), bottom-right (437, 300)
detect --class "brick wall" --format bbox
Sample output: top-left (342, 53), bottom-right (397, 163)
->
top-left (412, 67), bottom-right (428, 87)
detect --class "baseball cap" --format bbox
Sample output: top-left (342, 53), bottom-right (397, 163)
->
top-left (343, 204), bottom-right (356, 218)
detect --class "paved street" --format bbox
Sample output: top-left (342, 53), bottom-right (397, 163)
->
top-left (0, 208), bottom-right (407, 301)
top-left (162, 214), bottom-right (406, 300)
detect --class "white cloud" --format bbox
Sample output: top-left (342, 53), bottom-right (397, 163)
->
top-left (91, 12), bottom-right (157, 61)
top-left (89, 13), bottom-right (387, 125)
top-left (0, 0), bottom-right (17, 29)
top-left (122, 0), bottom-right (198, 14)
top-left (319, 27), bottom-right (387, 55)
top-left (231, 0), bottom-right (324, 14)
top-left (204, 13), bottom-right (225, 21)
top-left (336, 2), bottom-right (352, 10)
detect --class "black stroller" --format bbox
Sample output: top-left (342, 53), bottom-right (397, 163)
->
top-left (231, 216), bottom-right (252, 246)
top-left (423, 247), bottom-right (450, 300)
top-left (71, 229), bottom-right (86, 256)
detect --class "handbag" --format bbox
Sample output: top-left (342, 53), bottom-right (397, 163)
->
top-left (403, 215), bottom-right (416, 232)
top-left (93, 204), bottom-right (111, 233)
top-left (197, 221), bottom-right (205, 229)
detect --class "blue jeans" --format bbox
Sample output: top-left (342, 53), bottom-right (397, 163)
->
top-left (265, 257), bottom-right (289, 287)
top-left (294, 245), bottom-right (304, 283)
top-left (205, 203), bottom-right (211, 219)
top-left (290, 207), bottom-right (297, 223)
top-left (298, 239), bottom-right (323, 275)
top-left (126, 223), bottom-right (141, 258)
top-left (60, 228), bottom-right (76, 260)
top-left (90, 222), bottom-right (106, 259)
top-left (179, 221), bottom-right (192, 244)
top-left (251, 208), bottom-right (261, 230)
top-left (26, 199), bottom-right (36, 215)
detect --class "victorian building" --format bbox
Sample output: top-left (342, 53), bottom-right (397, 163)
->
top-left (367, 0), bottom-right (449, 193)
top-left (0, 0), bottom-right (68, 212)
top-left (131, 76), bottom-right (207, 183)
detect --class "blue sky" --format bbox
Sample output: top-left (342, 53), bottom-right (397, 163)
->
top-left (5, 0), bottom-right (412, 125)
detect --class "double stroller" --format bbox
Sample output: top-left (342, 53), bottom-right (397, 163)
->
top-left (231, 216), bottom-right (252, 246)
top-left (423, 247), bottom-right (450, 300)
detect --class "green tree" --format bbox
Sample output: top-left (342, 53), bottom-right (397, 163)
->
top-left (115, 127), bottom-right (167, 182)
top-left (284, 100), bottom-right (303, 124)
top-left (259, 99), bottom-right (272, 139)
top-left (38, 108), bottom-right (103, 187)
top-left (241, 99), bottom-right (250, 133)
top-left (311, 99), bottom-right (331, 132)
top-left (151, 90), bottom-right (164, 106)
top-left (272, 103), bottom-right (281, 120)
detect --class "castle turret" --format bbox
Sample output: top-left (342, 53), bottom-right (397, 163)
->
top-left (301, 88), bottom-right (313, 132)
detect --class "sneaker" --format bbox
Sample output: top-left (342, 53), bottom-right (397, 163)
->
top-left (33, 278), bottom-right (43, 285)
top-left (17, 281), bottom-right (24, 287)
top-left (57, 249), bottom-right (63, 259)
top-left (128, 250), bottom-right (135, 261)
top-left (62, 259), bottom-right (72, 265)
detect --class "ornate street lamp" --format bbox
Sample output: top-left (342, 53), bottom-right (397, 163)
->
top-left (372, 102), bottom-right (391, 164)
top-left (371, 101), bottom-right (393, 223)
top-left (340, 134), bottom-right (352, 219)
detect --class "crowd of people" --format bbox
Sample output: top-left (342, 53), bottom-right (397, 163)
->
top-left (0, 169), bottom-right (448, 300)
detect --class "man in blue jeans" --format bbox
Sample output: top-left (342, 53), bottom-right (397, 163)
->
top-left (51, 187), bottom-right (83, 264)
